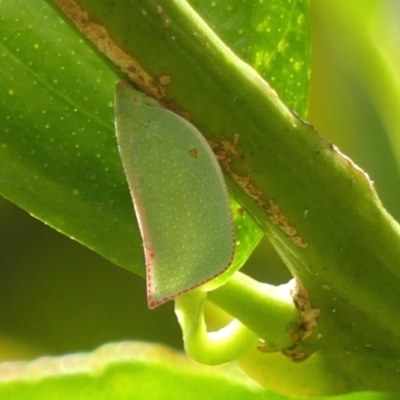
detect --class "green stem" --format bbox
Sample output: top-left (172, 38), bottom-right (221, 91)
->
top-left (208, 272), bottom-right (300, 352)
top-left (174, 289), bottom-right (257, 365)
top-left (175, 272), bottom-right (302, 365)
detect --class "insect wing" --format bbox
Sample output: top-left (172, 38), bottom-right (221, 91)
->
top-left (115, 83), bottom-right (235, 308)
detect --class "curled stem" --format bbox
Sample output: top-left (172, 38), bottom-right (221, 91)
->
top-left (175, 272), bottom-right (302, 365)
top-left (175, 289), bottom-right (257, 365)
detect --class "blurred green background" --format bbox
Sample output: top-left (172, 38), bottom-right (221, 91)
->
top-left (1, 0), bottom-right (400, 361)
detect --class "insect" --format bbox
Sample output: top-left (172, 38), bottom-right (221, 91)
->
top-left (114, 82), bottom-right (235, 308)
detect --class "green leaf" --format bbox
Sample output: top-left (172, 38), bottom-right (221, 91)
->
top-left (0, 1), bottom-right (143, 273)
top-left (0, 342), bottom-right (280, 400)
top-left (190, 0), bottom-right (310, 117)
top-left (0, 341), bottom-right (397, 400)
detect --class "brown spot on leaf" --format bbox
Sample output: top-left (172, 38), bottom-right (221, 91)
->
top-left (189, 148), bottom-right (199, 159)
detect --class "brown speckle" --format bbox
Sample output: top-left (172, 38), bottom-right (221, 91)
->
top-left (267, 200), bottom-right (309, 248)
top-left (211, 136), bottom-right (308, 249)
top-left (54, 0), bottom-right (165, 100)
top-left (290, 279), bottom-right (320, 340)
top-left (159, 75), bottom-right (171, 86)
top-left (189, 148), bottom-right (199, 159)
top-left (279, 279), bottom-right (320, 362)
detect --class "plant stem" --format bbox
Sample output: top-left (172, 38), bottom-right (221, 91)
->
top-left (208, 272), bottom-right (300, 352)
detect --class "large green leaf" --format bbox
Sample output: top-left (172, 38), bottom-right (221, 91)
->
top-left (0, 1), bottom-right (139, 271)
top-left (0, 341), bottom-right (397, 400)
top-left (0, 342), bottom-right (277, 400)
